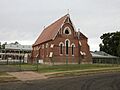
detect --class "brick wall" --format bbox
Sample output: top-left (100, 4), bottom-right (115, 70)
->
top-left (32, 22), bottom-right (92, 64)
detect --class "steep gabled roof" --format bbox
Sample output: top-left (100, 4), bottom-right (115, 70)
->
top-left (33, 14), bottom-right (68, 46)
top-left (33, 14), bottom-right (88, 46)
top-left (80, 32), bottom-right (88, 39)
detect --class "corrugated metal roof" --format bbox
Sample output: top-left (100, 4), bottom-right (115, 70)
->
top-left (91, 52), bottom-right (118, 59)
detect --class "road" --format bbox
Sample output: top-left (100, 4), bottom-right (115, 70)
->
top-left (0, 72), bottom-right (120, 90)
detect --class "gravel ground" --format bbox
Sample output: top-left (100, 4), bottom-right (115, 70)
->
top-left (0, 72), bottom-right (120, 90)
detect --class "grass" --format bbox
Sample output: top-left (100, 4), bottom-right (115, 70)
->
top-left (1, 64), bottom-right (120, 80)
top-left (37, 64), bottom-right (119, 73)
top-left (46, 67), bottom-right (120, 78)
top-left (0, 72), bottom-right (18, 83)
top-left (15, 64), bottom-right (120, 73)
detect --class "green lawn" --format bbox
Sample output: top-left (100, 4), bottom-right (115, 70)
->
top-left (1, 64), bottom-right (120, 79)
top-left (18, 64), bottom-right (119, 73)
top-left (38, 64), bottom-right (119, 73)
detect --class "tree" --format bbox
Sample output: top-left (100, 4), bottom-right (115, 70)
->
top-left (2, 42), bottom-right (7, 49)
top-left (99, 31), bottom-right (120, 57)
top-left (117, 43), bottom-right (120, 57)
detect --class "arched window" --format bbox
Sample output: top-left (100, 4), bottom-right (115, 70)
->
top-left (66, 40), bottom-right (69, 55)
top-left (65, 29), bottom-right (69, 34)
top-left (60, 44), bottom-right (63, 54)
top-left (72, 45), bottom-right (74, 55)
top-left (71, 43), bottom-right (75, 56)
top-left (65, 39), bottom-right (70, 55)
top-left (59, 42), bottom-right (64, 55)
top-left (63, 27), bottom-right (71, 35)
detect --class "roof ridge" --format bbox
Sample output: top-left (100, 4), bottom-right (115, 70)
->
top-left (43, 14), bottom-right (68, 31)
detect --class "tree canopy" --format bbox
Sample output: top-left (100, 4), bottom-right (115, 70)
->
top-left (99, 31), bottom-right (120, 57)
top-left (1, 42), bottom-right (7, 49)
top-left (0, 41), bottom-right (20, 50)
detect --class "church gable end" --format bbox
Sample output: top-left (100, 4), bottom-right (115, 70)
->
top-left (32, 14), bottom-right (92, 64)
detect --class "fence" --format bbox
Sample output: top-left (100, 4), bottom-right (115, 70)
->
top-left (92, 57), bottom-right (120, 64)
top-left (0, 57), bottom-right (39, 72)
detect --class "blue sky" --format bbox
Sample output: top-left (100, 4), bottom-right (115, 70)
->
top-left (0, 0), bottom-right (120, 51)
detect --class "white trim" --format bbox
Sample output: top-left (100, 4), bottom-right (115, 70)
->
top-left (71, 43), bottom-right (75, 56)
top-left (79, 41), bottom-right (82, 46)
top-left (49, 52), bottom-right (53, 57)
top-left (80, 51), bottom-right (83, 55)
top-left (52, 15), bottom-right (68, 40)
top-left (35, 54), bottom-right (39, 57)
top-left (72, 55), bottom-right (74, 56)
top-left (59, 42), bottom-right (64, 55)
top-left (50, 44), bottom-right (54, 48)
top-left (59, 42), bottom-right (64, 46)
top-left (63, 27), bottom-right (71, 35)
top-left (80, 51), bottom-right (86, 56)
top-left (83, 52), bottom-right (86, 55)
top-left (65, 39), bottom-right (70, 55)
top-left (42, 44), bottom-right (44, 49)
top-left (46, 43), bottom-right (49, 48)
top-left (65, 39), bottom-right (70, 47)
top-left (60, 54), bottom-right (63, 56)
top-left (68, 17), bottom-right (77, 32)
top-left (71, 43), bottom-right (75, 47)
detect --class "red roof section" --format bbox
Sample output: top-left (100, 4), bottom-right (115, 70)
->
top-left (33, 14), bottom-right (68, 46)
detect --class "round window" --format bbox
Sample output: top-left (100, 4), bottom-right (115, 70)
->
top-left (64, 27), bottom-right (71, 35)
top-left (65, 29), bottom-right (69, 34)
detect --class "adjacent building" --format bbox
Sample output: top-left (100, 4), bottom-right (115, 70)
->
top-left (91, 51), bottom-right (120, 64)
top-left (0, 43), bottom-right (32, 63)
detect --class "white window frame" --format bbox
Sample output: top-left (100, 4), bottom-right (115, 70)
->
top-left (65, 39), bottom-right (70, 47)
top-left (71, 43), bottom-right (75, 56)
top-left (46, 43), bottom-right (49, 48)
top-left (59, 42), bottom-right (64, 55)
top-left (65, 39), bottom-right (70, 55)
top-left (42, 44), bottom-right (44, 49)
top-left (63, 27), bottom-right (71, 35)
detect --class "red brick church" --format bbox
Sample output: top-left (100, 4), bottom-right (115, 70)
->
top-left (32, 14), bottom-right (92, 64)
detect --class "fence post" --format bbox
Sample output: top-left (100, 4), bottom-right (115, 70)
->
top-left (36, 57), bottom-right (39, 71)
top-left (7, 57), bottom-right (8, 65)
top-left (18, 51), bottom-right (22, 71)
top-left (19, 56), bottom-right (22, 71)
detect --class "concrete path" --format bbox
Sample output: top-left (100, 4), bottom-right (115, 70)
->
top-left (7, 71), bottom-right (47, 81)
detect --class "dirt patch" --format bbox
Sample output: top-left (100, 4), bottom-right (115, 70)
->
top-left (7, 71), bottom-right (47, 81)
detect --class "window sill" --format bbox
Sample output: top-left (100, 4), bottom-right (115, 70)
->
top-left (60, 54), bottom-right (63, 56)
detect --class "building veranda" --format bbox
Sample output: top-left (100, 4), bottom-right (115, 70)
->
top-left (0, 43), bottom-right (32, 64)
